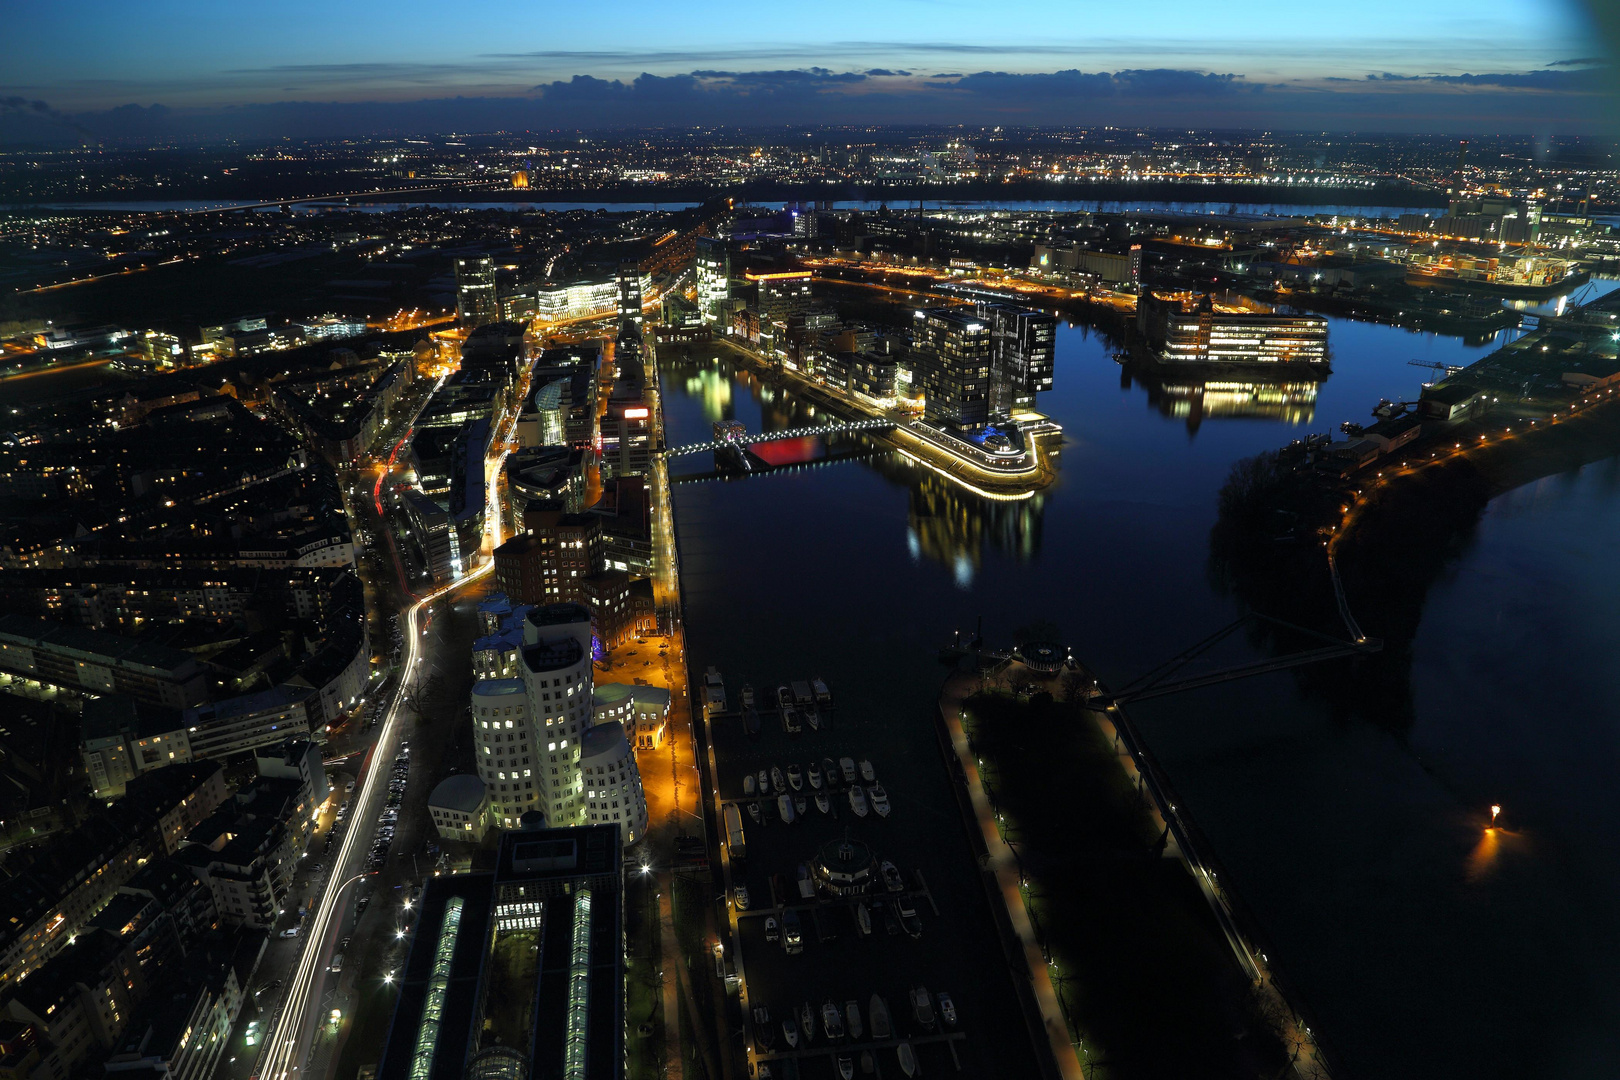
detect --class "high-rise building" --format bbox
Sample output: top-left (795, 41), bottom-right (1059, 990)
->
top-left (911, 308), bottom-right (993, 432)
top-left (977, 303), bottom-right (1057, 414)
top-left (467, 604), bottom-right (648, 844)
top-left (616, 264), bottom-right (644, 328)
top-left (455, 256), bottom-right (498, 327)
top-left (695, 237), bottom-right (731, 325)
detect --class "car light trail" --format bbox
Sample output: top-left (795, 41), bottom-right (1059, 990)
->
top-left (253, 560), bottom-right (490, 1080)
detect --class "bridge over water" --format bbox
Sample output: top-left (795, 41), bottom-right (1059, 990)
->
top-left (661, 417), bottom-right (895, 458)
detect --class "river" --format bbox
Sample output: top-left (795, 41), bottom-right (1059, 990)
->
top-left (658, 303), bottom-right (1620, 1078)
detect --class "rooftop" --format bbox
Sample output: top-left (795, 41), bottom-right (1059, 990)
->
top-left (428, 774), bottom-right (487, 815)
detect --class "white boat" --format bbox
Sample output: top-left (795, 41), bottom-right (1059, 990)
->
top-left (880, 860), bottom-right (904, 892)
top-left (859, 758), bottom-right (875, 783)
top-left (787, 764), bottom-right (803, 790)
top-left (856, 902), bottom-right (872, 936)
top-left (799, 1002), bottom-right (815, 1041)
top-left (740, 684), bottom-right (756, 709)
top-left (822, 1000), bottom-right (844, 1039)
top-left (847, 785), bottom-right (869, 817)
top-left (744, 774), bottom-right (756, 796)
top-left (703, 667), bottom-right (726, 713)
top-left (757, 769), bottom-right (770, 795)
top-left (803, 707), bottom-right (821, 731)
top-left (869, 994), bottom-right (891, 1039)
top-left (782, 1019), bottom-right (798, 1048)
top-left (794, 796), bottom-right (807, 815)
top-left (839, 757), bottom-right (857, 783)
top-left (781, 707), bottom-right (801, 733)
top-left (870, 784), bottom-right (891, 817)
top-left (776, 684), bottom-right (793, 709)
top-left (813, 677), bottom-right (831, 703)
top-left (897, 1042), bottom-right (917, 1077)
top-left (778, 794), bottom-right (796, 824)
top-left (771, 766), bottom-right (785, 792)
top-left (845, 999), bottom-right (863, 1039)
top-left (808, 764), bottom-right (823, 789)
top-left (747, 802), bottom-right (762, 824)
top-left (815, 792), bottom-right (831, 814)
top-left (837, 1055), bottom-right (855, 1080)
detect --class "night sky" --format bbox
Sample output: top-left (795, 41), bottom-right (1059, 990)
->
top-left (3, 0), bottom-right (1615, 139)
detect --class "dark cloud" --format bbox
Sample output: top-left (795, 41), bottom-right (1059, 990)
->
top-left (4, 62), bottom-right (1610, 145)
top-left (1366, 68), bottom-right (1601, 90)
top-left (1548, 57), bottom-right (1607, 67)
top-left (0, 94), bottom-right (96, 140)
top-left (931, 73), bottom-right (964, 78)
top-left (929, 68), bottom-right (1257, 97)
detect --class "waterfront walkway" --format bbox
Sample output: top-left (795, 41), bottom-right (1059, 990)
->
top-left (939, 673), bottom-right (1085, 1080)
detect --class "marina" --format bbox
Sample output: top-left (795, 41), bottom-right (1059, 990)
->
top-left (701, 671), bottom-right (1039, 1078)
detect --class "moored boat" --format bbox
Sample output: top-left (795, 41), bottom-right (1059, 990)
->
top-left (909, 985), bottom-right (936, 1030)
top-left (757, 768), bottom-right (770, 795)
top-left (799, 1001), bottom-right (815, 1042)
top-left (803, 706), bottom-right (821, 730)
top-left (782, 1018), bottom-right (798, 1048)
top-left (845, 999), bottom-right (863, 1039)
top-left (822, 999), bottom-right (844, 1039)
top-left (771, 766), bottom-right (785, 791)
top-left (839, 757), bottom-right (857, 783)
top-left (847, 785), bottom-right (869, 817)
top-left (868, 994), bottom-right (891, 1039)
top-left (897, 1042), bottom-right (917, 1077)
top-left (870, 783), bottom-right (891, 817)
top-left (778, 794), bottom-right (796, 824)
top-left (859, 758), bottom-right (875, 782)
top-left (744, 774), bottom-right (756, 796)
top-left (815, 792), bottom-right (831, 814)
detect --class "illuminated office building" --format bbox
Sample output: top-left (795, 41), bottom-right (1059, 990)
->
top-left (455, 256), bottom-right (498, 327)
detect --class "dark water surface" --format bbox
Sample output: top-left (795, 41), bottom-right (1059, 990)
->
top-left (660, 311), bottom-right (1620, 1079)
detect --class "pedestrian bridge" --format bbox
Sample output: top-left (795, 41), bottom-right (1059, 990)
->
top-left (661, 417), bottom-right (895, 458)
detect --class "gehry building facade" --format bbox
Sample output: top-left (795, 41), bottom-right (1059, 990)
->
top-left (469, 603), bottom-right (647, 846)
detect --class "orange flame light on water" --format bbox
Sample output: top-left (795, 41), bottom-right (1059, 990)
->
top-left (1466, 827), bottom-right (1501, 883)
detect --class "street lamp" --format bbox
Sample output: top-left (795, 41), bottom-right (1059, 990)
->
top-left (1490, 804), bottom-right (1501, 828)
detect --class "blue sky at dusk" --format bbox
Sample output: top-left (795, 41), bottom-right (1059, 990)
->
top-left (3, 0), bottom-right (1614, 139)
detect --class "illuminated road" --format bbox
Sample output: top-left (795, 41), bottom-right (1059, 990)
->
top-left (254, 350), bottom-right (527, 1080)
top-left (255, 561), bottom-right (490, 1080)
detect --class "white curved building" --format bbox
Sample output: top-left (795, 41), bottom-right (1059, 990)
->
top-left (471, 678), bottom-right (537, 826)
top-left (468, 602), bottom-right (616, 833)
top-left (578, 721), bottom-right (648, 846)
